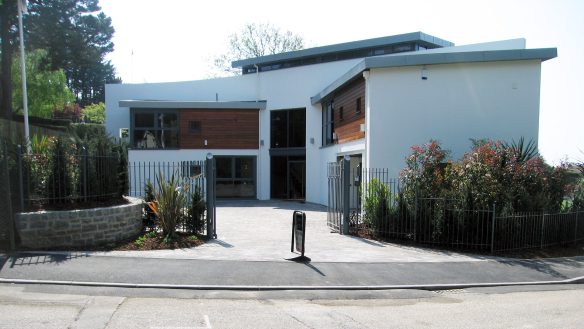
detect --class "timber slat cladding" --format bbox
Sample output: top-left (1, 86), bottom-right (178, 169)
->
top-left (333, 78), bottom-right (365, 143)
top-left (335, 119), bottom-right (365, 144)
top-left (179, 109), bottom-right (259, 149)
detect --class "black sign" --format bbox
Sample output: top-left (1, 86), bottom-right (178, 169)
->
top-left (291, 211), bottom-right (306, 257)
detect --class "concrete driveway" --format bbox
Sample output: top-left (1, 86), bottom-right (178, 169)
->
top-left (96, 200), bottom-right (486, 263)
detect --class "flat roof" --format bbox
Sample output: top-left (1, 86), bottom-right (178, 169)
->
top-left (311, 48), bottom-right (558, 104)
top-left (118, 100), bottom-right (267, 110)
top-left (232, 32), bottom-right (454, 68)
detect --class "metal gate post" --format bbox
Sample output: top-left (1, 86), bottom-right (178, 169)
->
top-left (3, 142), bottom-right (16, 251)
top-left (205, 154), bottom-right (215, 240)
top-left (342, 155), bottom-right (350, 235)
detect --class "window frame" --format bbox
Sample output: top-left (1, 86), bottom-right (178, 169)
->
top-left (130, 108), bottom-right (180, 150)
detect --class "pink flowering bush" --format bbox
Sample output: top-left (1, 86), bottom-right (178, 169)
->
top-left (400, 140), bottom-right (449, 202)
top-left (400, 139), bottom-right (573, 213)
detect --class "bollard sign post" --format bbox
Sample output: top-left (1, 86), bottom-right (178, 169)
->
top-left (291, 210), bottom-right (307, 257)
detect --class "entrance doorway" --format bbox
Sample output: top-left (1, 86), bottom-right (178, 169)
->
top-left (270, 156), bottom-right (305, 200)
top-left (269, 108), bottom-right (306, 200)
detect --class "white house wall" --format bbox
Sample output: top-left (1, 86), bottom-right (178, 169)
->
top-left (106, 59), bottom-right (362, 204)
top-left (366, 60), bottom-right (542, 177)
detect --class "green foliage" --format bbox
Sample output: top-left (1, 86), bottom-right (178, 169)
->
top-left (147, 172), bottom-right (189, 239)
top-left (24, 0), bottom-right (120, 105)
top-left (82, 102), bottom-right (105, 124)
top-left (186, 186), bottom-right (206, 234)
top-left (69, 123), bottom-right (107, 141)
top-left (47, 137), bottom-right (73, 205)
top-left (11, 49), bottom-right (75, 119)
top-left (572, 177), bottom-right (584, 210)
top-left (363, 178), bottom-right (392, 234)
top-left (134, 235), bottom-right (147, 247)
top-left (400, 140), bottom-right (450, 206)
top-left (143, 182), bottom-right (157, 230)
top-left (504, 137), bottom-right (539, 163)
top-left (400, 138), bottom-right (574, 213)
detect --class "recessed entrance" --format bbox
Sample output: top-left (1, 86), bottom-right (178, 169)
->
top-left (270, 108), bottom-right (306, 200)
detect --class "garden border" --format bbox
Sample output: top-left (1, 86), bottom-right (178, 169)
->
top-left (15, 196), bottom-right (142, 249)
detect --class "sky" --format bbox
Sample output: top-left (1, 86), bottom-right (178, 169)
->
top-left (99, 0), bottom-right (583, 164)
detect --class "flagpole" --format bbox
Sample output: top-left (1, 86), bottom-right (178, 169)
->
top-left (17, 0), bottom-right (30, 154)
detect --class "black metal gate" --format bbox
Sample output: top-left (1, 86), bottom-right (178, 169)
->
top-left (127, 157), bottom-right (217, 239)
top-left (327, 162), bottom-right (344, 232)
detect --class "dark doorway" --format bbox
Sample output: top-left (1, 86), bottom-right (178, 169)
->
top-left (270, 108), bottom-right (306, 200)
top-left (271, 156), bottom-right (305, 200)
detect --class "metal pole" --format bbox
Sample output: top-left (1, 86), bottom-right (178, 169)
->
top-left (82, 147), bottom-right (88, 202)
top-left (342, 155), bottom-right (350, 235)
top-left (575, 211), bottom-right (579, 245)
top-left (491, 203), bottom-right (496, 254)
top-left (540, 213), bottom-right (546, 249)
top-left (205, 154), bottom-right (214, 240)
top-left (17, 0), bottom-right (30, 154)
top-left (17, 145), bottom-right (24, 211)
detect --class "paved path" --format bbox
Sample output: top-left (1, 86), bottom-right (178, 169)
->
top-left (90, 200), bottom-right (485, 263)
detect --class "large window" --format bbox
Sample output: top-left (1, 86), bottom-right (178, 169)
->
top-left (132, 110), bottom-right (179, 149)
top-left (270, 109), bottom-right (306, 148)
top-left (215, 156), bottom-right (256, 198)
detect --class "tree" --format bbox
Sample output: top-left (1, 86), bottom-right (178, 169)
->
top-left (23, 0), bottom-right (120, 106)
top-left (212, 23), bottom-right (305, 76)
top-left (0, 0), bottom-right (17, 119)
top-left (11, 49), bottom-right (74, 118)
top-left (1, 0), bottom-right (120, 117)
top-left (82, 102), bottom-right (105, 124)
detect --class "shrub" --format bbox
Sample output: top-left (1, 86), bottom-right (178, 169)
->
top-left (186, 186), bottom-right (206, 234)
top-left (147, 172), bottom-right (189, 239)
top-left (363, 178), bottom-right (392, 234)
top-left (143, 182), bottom-right (157, 231)
top-left (46, 137), bottom-right (74, 205)
top-left (400, 140), bottom-right (450, 208)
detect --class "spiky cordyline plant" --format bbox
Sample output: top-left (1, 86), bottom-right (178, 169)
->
top-left (147, 171), bottom-right (189, 240)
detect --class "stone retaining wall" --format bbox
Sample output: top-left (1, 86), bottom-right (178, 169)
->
top-left (16, 197), bottom-right (143, 249)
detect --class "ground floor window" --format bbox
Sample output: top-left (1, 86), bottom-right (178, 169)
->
top-left (215, 156), bottom-right (256, 198)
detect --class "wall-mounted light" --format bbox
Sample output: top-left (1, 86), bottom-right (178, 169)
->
top-left (310, 137), bottom-right (315, 145)
top-left (204, 139), bottom-right (208, 146)
top-left (260, 139), bottom-right (264, 146)
top-left (421, 65), bottom-right (428, 80)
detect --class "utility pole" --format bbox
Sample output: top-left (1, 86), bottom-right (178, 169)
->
top-left (17, 0), bottom-right (30, 153)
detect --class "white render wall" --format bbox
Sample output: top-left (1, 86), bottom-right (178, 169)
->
top-left (106, 59), bottom-right (362, 204)
top-left (366, 60), bottom-right (542, 177)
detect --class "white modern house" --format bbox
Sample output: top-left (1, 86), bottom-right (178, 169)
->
top-left (105, 32), bottom-right (556, 205)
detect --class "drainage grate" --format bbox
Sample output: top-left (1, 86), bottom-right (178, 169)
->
top-left (433, 289), bottom-right (468, 295)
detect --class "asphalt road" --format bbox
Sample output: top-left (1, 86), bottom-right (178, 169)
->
top-left (0, 284), bottom-right (582, 329)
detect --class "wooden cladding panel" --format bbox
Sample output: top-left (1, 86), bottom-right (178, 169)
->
top-left (332, 78), bottom-right (365, 144)
top-left (179, 109), bottom-right (259, 149)
top-left (335, 118), bottom-right (365, 144)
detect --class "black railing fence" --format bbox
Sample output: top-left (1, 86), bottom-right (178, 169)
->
top-left (328, 161), bottom-right (584, 253)
top-left (16, 146), bottom-right (124, 211)
top-left (128, 160), bottom-right (215, 238)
